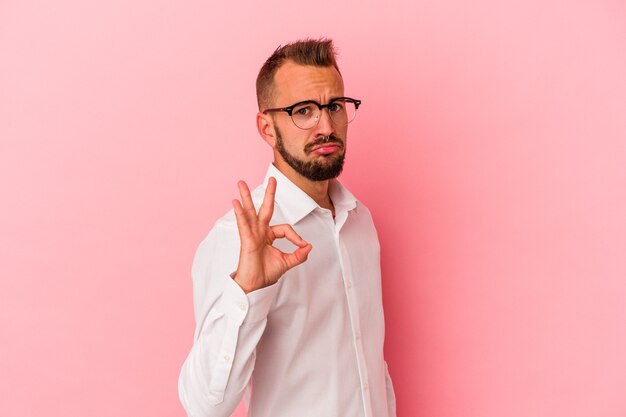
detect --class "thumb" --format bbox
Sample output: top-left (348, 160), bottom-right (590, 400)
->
top-left (283, 243), bottom-right (313, 270)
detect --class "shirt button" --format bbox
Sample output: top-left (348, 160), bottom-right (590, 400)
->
top-left (363, 383), bottom-right (369, 390)
top-left (223, 355), bottom-right (231, 362)
top-left (239, 303), bottom-right (247, 311)
top-left (355, 331), bottom-right (361, 340)
top-left (346, 281), bottom-right (353, 289)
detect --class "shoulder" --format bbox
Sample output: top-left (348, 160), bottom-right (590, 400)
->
top-left (349, 200), bottom-right (380, 241)
top-left (355, 199), bottom-right (372, 216)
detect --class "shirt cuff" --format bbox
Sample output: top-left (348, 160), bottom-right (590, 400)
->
top-left (221, 274), bottom-right (280, 325)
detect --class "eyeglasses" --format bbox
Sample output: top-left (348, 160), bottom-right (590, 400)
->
top-left (262, 97), bottom-right (361, 130)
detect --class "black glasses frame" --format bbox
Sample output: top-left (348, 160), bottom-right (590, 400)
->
top-left (262, 97), bottom-right (361, 120)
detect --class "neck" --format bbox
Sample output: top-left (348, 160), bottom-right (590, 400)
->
top-left (273, 161), bottom-right (335, 212)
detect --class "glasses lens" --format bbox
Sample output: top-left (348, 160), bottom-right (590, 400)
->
top-left (291, 103), bottom-right (320, 129)
top-left (329, 99), bottom-right (357, 126)
top-left (289, 99), bottom-right (359, 129)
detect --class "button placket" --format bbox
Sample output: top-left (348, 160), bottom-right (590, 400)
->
top-left (335, 232), bottom-right (373, 417)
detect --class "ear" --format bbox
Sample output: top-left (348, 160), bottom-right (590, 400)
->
top-left (256, 112), bottom-right (276, 148)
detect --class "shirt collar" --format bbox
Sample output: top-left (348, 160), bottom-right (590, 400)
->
top-left (263, 163), bottom-right (358, 225)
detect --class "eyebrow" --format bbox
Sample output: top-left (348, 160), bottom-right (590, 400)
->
top-left (295, 96), bottom-right (344, 105)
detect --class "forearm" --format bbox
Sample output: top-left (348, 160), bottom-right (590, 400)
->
top-left (179, 271), bottom-right (279, 417)
top-left (179, 313), bottom-right (267, 417)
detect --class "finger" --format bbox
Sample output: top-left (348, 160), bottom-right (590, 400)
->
top-left (258, 177), bottom-right (276, 225)
top-left (282, 243), bottom-right (313, 269)
top-left (270, 224), bottom-right (308, 247)
top-left (237, 180), bottom-right (255, 212)
top-left (232, 199), bottom-right (252, 240)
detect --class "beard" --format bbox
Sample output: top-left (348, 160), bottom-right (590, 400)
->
top-left (275, 127), bottom-right (346, 181)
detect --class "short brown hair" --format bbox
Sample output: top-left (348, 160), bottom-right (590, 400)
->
top-left (256, 38), bottom-right (341, 110)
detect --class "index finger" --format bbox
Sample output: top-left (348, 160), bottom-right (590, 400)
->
top-left (258, 177), bottom-right (276, 224)
top-left (237, 180), bottom-right (255, 211)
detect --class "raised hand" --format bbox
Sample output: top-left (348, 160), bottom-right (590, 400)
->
top-left (231, 177), bottom-right (312, 293)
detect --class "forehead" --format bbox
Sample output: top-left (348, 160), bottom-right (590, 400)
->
top-left (273, 60), bottom-right (344, 105)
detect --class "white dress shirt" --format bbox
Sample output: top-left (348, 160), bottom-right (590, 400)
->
top-left (179, 164), bottom-right (396, 417)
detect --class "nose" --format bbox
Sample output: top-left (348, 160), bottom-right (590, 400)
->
top-left (314, 107), bottom-right (335, 136)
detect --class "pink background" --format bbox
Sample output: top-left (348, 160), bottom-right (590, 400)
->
top-left (1, 1), bottom-right (625, 416)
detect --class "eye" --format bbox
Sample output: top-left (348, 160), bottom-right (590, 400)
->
top-left (328, 102), bottom-right (344, 112)
top-left (293, 104), bottom-right (314, 116)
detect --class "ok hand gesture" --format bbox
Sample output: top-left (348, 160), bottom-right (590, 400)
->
top-left (232, 177), bottom-right (312, 293)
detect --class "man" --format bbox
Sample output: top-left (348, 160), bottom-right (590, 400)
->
top-left (179, 38), bottom-right (396, 417)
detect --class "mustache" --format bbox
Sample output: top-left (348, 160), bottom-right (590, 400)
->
top-left (304, 135), bottom-right (344, 154)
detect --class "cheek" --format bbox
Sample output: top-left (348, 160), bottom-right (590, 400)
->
top-left (285, 131), bottom-right (312, 151)
top-left (337, 125), bottom-right (349, 140)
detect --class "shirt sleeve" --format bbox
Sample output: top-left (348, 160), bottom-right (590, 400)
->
top-left (385, 361), bottom-right (397, 417)
top-left (178, 219), bottom-right (280, 417)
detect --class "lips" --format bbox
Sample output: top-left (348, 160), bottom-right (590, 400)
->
top-left (308, 140), bottom-right (343, 155)
top-left (311, 144), bottom-right (341, 155)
